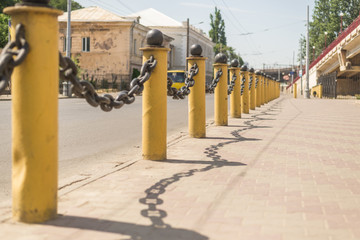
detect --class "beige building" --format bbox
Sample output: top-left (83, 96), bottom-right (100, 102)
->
top-left (58, 6), bottom-right (173, 86)
top-left (129, 8), bottom-right (215, 83)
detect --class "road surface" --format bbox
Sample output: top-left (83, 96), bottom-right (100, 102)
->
top-left (0, 95), bottom-right (215, 201)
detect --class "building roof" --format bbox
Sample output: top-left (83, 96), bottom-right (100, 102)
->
top-left (128, 8), bottom-right (183, 27)
top-left (58, 6), bottom-right (135, 22)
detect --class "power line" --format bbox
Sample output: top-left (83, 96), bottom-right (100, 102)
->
top-left (114, 0), bottom-right (135, 14)
top-left (86, 0), bottom-right (129, 16)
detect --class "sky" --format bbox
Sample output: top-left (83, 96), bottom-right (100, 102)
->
top-left (74, 0), bottom-right (316, 69)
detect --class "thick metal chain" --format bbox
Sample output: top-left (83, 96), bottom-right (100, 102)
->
top-left (59, 53), bottom-right (157, 112)
top-left (249, 76), bottom-right (253, 91)
top-left (167, 63), bottom-right (199, 99)
top-left (0, 24), bottom-right (29, 95)
top-left (207, 68), bottom-right (223, 93)
top-left (227, 71), bottom-right (237, 95)
top-left (240, 75), bottom-right (246, 96)
top-left (255, 76), bottom-right (259, 89)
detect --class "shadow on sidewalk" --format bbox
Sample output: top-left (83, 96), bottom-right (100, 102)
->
top-left (46, 215), bottom-right (208, 240)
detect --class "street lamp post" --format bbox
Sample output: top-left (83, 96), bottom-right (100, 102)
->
top-left (340, 12), bottom-right (344, 33)
top-left (324, 31), bottom-right (328, 49)
top-left (312, 46), bottom-right (315, 62)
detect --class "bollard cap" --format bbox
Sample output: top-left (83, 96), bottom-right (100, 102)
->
top-left (20, 0), bottom-right (50, 6)
top-left (230, 59), bottom-right (239, 68)
top-left (190, 44), bottom-right (202, 56)
top-left (241, 64), bottom-right (248, 71)
top-left (214, 53), bottom-right (227, 64)
top-left (146, 29), bottom-right (163, 46)
top-left (249, 68), bottom-right (255, 73)
top-left (255, 70), bottom-right (261, 75)
top-left (262, 72), bottom-right (266, 76)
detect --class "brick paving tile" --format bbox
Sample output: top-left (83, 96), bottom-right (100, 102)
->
top-left (1, 95), bottom-right (360, 240)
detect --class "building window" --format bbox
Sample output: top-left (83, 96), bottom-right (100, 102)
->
top-left (134, 39), bottom-right (137, 55)
top-left (82, 37), bottom-right (90, 52)
top-left (63, 36), bottom-right (72, 52)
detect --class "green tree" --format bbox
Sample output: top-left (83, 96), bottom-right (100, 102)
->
top-left (0, 0), bottom-right (82, 48)
top-left (209, 7), bottom-right (226, 49)
top-left (0, 0), bottom-right (19, 48)
top-left (209, 7), bottom-right (244, 64)
top-left (49, 0), bottom-right (83, 11)
top-left (299, 0), bottom-right (360, 63)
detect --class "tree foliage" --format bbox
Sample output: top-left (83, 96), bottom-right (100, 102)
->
top-left (0, 0), bottom-right (82, 48)
top-left (209, 7), bottom-right (244, 65)
top-left (300, 0), bottom-right (360, 63)
top-left (49, 0), bottom-right (83, 12)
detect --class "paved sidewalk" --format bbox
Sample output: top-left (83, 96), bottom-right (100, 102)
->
top-left (1, 95), bottom-right (360, 240)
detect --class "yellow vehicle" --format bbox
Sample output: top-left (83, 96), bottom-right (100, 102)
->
top-left (167, 70), bottom-right (185, 90)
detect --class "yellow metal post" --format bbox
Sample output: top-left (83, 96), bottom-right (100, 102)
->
top-left (241, 65), bottom-right (249, 114)
top-left (229, 59), bottom-right (241, 118)
top-left (319, 84), bottom-right (323, 98)
top-left (294, 83), bottom-right (297, 98)
top-left (255, 71), bottom-right (261, 108)
top-left (5, 4), bottom-right (62, 223)
top-left (249, 68), bottom-right (256, 110)
top-left (141, 30), bottom-right (169, 160)
top-left (261, 73), bottom-right (265, 105)
top-left (188, 44), bottom-right (207, 138)
top-left (214, 53), bottom-right (228, 126)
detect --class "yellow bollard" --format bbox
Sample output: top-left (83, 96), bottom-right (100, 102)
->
top-left (241, 65), bottom-right (249, 114)
top-left (294, 83), bottom-right (297, 98)
top-left (141, 30), bottom-right (169, 160)
top-left (255, 70), bottom-right (261, 108)
top-left (214, 53), bottom-right (228, 126)
top-left (261, 73), bottom-right (265, 105)
top-left (188, 44), bottom-right (207, 138)
top-left (5, 3), bottom-right (62, 223)
top-left (229, 59), bottom-right (241, 118)
top-left (249, 68), bottom-right (256, 110)
top-left (319, 84), bottom-right (323, 98)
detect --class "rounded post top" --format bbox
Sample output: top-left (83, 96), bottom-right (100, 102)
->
top-left (249, 68), bottom-right (255, 73)
top-left (255, 70), bottom-right (261, 75)
top-left (230, 59), bottom-right (239, 68)
top-left (190, 44), bottom-right (202, 56)
top-left (214, 53), bottom-right (227, 64)
top-left (241, 65), bottom-right (248, 71)
top-left (146, 29), bottom-right (163, 47)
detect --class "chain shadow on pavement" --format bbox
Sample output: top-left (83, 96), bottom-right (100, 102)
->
top-left (43, 99), bottom-right (283, 240)
top-left (45, 215), bottom-right (208, 240)
top-left (136, 99), bottom-right (284, 238)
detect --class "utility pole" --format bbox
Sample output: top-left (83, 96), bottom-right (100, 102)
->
top-left (291, 51), bottom-right (295, 93)
top-left (65, 0), bottom-right (72, 97)
top-left (305, 5), bottom-right (310, 98)
top-left (186, 18), bottom-right (189, 72)
top-left (66, 0), bottom-right (71, 58)
top-left (300, 42), bottom-right (303, 95)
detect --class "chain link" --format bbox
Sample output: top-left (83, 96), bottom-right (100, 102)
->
top-left (255, 76), bottom-right (259, 89)
top-left (207, 68), bottom-right (222, 93)
top-left (249, 75), bottom-right (253, 91)
top-left (59, 53), bottom-right (157, 112)
top-left (167, 63), bottom-right (199, 99)
top-left (240, 75), bottom-right (246, 96)
top-left (227, 71), bottom-right (237, 95)
top-left (0, 24), bottom-right (29, 95)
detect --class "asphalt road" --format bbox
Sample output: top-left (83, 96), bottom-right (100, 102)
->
top-left (0, 95), bottom-right (215, 202)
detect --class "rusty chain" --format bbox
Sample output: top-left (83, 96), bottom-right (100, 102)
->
top-left (167, 63), bottom-right (199, 99)
top-left (59, 53), bottom-right (157, 112)
top-left (240, 75), bottom-right (246, 96)
top-left (207, 68), bottom-right (222, 93)
top-left (0, 24), bottom-right (29, 95)
top-left (227, 71), bottom-right (237, 95)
